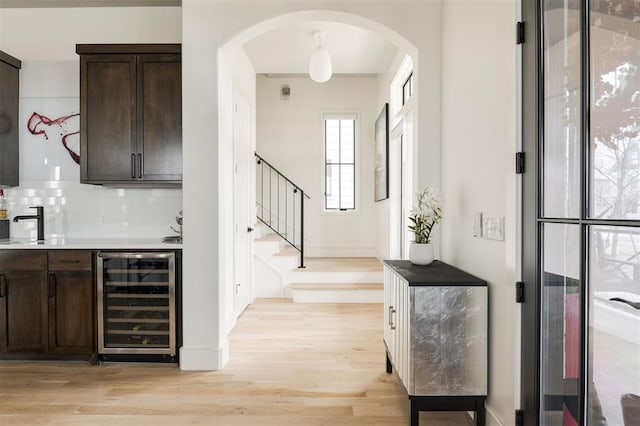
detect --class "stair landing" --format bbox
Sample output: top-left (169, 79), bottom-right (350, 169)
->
top-left (289, 257), bottom-right (383, 304)
top-left (300, 257), bottom-right (383, 272)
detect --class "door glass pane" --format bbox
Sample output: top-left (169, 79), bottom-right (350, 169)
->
top-left (589, 226), bottom-right (640, 425)
top-left (541, 223), bottom-right (581, 426)
top-left (589, 5), bottom-right (640, 220)
top-left (543, 1), bottom-right (581, 218)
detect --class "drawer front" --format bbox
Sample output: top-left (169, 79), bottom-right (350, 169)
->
top-left (48, 251), bottom-right (93, 271)
top-left (0, 251), bottom-right (47, 271)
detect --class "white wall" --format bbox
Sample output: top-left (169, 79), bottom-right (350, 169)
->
top-left (0, 7), bottom-right (181, 61)
top-left (221, 45), bottom-right (257, 334)
top-left (440, 1), bottom-right (518, 425)
top-left (256, 75), bottom-right (379, 257)
top-left (1, 7), bottom-right (182, 240)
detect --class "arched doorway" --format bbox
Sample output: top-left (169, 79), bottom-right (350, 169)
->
top-left (180, 2), bottom-right (441, 371)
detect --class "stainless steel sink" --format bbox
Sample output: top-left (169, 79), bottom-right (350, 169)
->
top-left (162, 235), bottom-right (182, 244)
top-left (0, 240), bottom-right (22, 245)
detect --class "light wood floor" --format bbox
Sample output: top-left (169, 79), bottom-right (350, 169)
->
top-left (0, 299), bottom-right (471, 425)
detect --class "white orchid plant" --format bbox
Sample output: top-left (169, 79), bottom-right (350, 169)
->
top-left (408, 187), bottom-right (442, 244)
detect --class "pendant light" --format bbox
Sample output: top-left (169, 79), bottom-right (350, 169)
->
top-left (309, 31), bottom-right (332, 83)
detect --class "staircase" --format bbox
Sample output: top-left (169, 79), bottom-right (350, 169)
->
top-left (254, 223), bottom-right (383, 303)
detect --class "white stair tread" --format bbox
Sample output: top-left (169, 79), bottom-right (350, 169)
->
top-left (275, 245), bottom-right (299, 256)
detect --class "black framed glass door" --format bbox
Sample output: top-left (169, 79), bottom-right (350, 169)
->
top-left (521, 1), bottom-right (640, 425)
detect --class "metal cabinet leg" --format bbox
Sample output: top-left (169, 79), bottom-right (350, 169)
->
top-left (386, 352), bottom-right (392, 374)
top-left (409, 399), bottom-right (419, 426)
top-left (474, 398), bottom-right (486, 426)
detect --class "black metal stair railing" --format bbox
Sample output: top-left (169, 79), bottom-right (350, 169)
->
top-left (255, 152), bottom-right (310, 268)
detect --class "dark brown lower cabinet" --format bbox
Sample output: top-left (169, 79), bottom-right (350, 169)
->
top-left (0, 270), bottom-right (48, 353)
top-left (0, 250), bottom-right (96, 362)
top-left (48, 251), bottom-right (94, 357)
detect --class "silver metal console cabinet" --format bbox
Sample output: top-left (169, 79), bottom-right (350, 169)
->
top-left (383, 260), bottom-right (488, 426)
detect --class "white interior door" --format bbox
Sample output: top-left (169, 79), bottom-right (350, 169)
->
top-left (233, 92), bottom-right (252, 315)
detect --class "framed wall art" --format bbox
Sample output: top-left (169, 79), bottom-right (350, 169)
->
top-left (374, 103), bottom-right (389, 202)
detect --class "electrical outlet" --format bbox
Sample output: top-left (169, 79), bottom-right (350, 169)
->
top-left (482, 217), bottom-right (504, 241)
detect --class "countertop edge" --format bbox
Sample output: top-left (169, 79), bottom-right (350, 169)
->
top-left (0, 239), bottom-right (182, 250)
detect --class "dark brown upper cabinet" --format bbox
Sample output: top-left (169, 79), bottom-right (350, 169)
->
top-left (0, 51), bottom-right (21, 187)
top-left (77, 44), bottom-right (182, 186)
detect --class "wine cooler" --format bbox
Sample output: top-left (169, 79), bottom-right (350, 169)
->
top-left (97, 252), bottom-right (176, 355)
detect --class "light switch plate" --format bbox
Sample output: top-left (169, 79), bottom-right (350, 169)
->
top-left (474, 212), bottom-right (482, 237)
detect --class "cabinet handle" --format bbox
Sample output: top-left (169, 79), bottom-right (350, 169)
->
top-left (131, 153), bottom-right (136, 179)
top-left (138, 153), bottom-right (143, 179)
top-left (390, 308), bottom-right (396, 330)
top-left (388, 306), bottom-right (393, 326)
top-left (0, 275), bottom-right (6, 297)
top-left (48, 274), bottom-right (56, 298)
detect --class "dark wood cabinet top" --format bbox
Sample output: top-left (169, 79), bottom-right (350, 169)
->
top-left (0, 50), bottom-right (21, 69)
top-left (76, 44), bottom-right (181, 55)
top-left (383, 260), bottom-right (487, 287)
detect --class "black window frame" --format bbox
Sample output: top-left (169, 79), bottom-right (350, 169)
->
top-left (324, 116), bottom-right (356, 211)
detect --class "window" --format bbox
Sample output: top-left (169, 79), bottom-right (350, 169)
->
top-left (324, 114), bottom-right (356, 210)
top-left (402, 72), bottom-right (413, 105)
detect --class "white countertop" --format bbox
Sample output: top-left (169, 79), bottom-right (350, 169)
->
top-left (0, 238), bottom-right (182, 250)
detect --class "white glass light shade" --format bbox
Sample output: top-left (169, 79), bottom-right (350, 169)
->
top-left (309, 47), bottom-right (332, 83)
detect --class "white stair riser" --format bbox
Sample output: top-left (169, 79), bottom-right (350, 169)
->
top-left (254, 240), bottom-right (281, 255)
top-left (287, 271), bottom-right (383, 284)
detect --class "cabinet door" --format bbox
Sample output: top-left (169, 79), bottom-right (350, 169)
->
top-left (383, 266), bottom-right (396, 353)
top-left (397, 280), bottom-right (409, 386)
top-left (80, 54), bottom-right (136, 183)
top-left (48, 270), bottom-right (94, 354)
top-left (0, 55), bottom-right (20, 187)
top-left (137, 54), bottom-right (182, 182)
top-left (0, 271), bottom-right (48, 353)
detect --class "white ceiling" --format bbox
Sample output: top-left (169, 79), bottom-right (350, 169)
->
top-left (0, 3), bottom-right (399, 76)
top-left (243, 21), bottom-right (399, 76)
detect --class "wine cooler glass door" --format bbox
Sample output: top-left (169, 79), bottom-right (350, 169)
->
top-left (97, 252), bottom-right (176, 355)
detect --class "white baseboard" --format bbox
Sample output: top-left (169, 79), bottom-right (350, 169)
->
top-left (485, 404), bottom-right (506, 426)
top-left (179, 340), bottom-right (229, 371)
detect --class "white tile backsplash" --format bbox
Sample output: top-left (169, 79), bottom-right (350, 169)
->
top-left (6, 181), bottom-right (182, 239)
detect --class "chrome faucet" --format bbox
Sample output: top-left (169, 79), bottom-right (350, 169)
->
top-left (13, 206), bottom-right (45, 241)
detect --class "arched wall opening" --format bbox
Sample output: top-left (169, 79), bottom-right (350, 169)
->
top-left (180, 1), bottom-right (442, 372)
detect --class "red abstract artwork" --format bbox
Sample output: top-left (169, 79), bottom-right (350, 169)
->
top-left (27, 112), bottom-right (80, 165)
